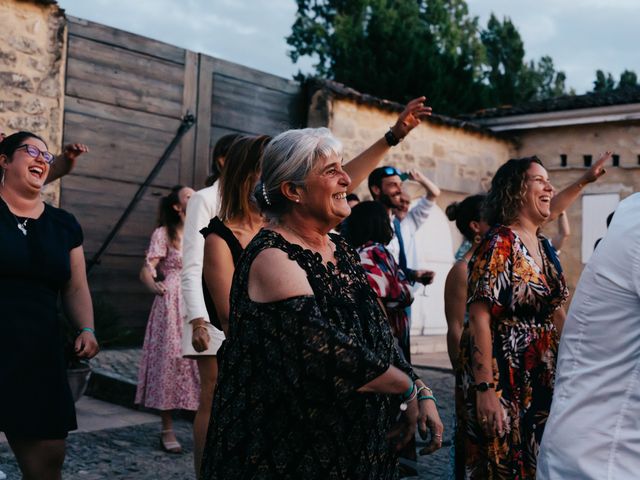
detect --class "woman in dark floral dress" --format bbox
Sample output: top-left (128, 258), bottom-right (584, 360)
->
top-left (455, 157), bottom-right (569, 479)
top-left (200, 128), bottom-right (443, 480)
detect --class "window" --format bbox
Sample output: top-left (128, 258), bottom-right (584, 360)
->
top-left (559, 154), bottom-right (567, 167)
top-left (583, 155), bottom-right (592, 167)
top-left (612, 154), bottom-right (620, 167)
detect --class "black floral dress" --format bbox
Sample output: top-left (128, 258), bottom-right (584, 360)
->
top-left (454, 225), bottom-right (568, 479)
top-left (199, 229), bottom-right (418, 480)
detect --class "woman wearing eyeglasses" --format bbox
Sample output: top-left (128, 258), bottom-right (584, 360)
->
top-left (0, 131), bottom-right (99, 479)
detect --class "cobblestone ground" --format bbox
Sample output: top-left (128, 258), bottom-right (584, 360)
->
top-left (0, 367), bottom-right (454, 479)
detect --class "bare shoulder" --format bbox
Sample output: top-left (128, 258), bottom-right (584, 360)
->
top-left (248, 247), bottom-right (313, 302)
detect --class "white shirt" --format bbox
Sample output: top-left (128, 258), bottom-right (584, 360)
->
top-left (537, 193), bottom-right (640, 480)
top-left (387, 196), bottom-right (434, 268)
top-left (181, 182), bottom-right (220, 324)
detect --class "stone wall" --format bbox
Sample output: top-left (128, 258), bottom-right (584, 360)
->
top-left (516, 123), bottom-right (640, 291)
top-left (309, 92), bottom-right (515, 246)
top-left (0, 0), bottom-right (66, 204)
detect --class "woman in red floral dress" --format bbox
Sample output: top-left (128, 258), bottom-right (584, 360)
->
top-left (455, 157), bottom-right (569, 479)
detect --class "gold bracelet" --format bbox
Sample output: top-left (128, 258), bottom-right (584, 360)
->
top-left (192, 324), bottom-right (208, 332)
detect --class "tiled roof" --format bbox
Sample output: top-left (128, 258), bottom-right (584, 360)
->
top-left (307, 78), bottom-right (504, 139)
top-left (460, 86), bottom-right (640, 120)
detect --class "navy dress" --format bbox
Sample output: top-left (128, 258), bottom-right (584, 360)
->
top-left (0, 198), bottom-right (83, 439)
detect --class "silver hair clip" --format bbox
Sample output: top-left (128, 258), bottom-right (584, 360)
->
top-left (262, 183), bottom-right (271, 206)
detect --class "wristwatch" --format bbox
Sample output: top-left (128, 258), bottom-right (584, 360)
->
top-left (384, 128), bottom-right (400, 147)
top-left (474, 382), bottom-right (495, 392)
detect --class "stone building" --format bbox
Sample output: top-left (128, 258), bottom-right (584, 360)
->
top-left (466, 87), bottom-right (640, 293)
top-left (0, 0), bottom-right (66, 203)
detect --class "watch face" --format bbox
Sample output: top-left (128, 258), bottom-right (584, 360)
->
top-left (477, 382), bottom-right (489, 391)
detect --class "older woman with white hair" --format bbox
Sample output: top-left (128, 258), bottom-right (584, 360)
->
top-left (199, 128), bottom-right (443, 480)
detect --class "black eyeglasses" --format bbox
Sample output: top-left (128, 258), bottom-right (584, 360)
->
top-left (381, 166), bottom-right (409, 181)
top-left (15, 144), bottom-right (55, 164)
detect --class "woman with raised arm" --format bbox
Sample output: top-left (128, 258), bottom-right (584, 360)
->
top-left (454, 154), bottom-right (601, 479)
top-left (0, 131), bottom-right (98, 479)
top-left (200, 128), bottom-right (443, 480)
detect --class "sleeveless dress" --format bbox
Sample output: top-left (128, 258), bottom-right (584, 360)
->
top-left (135, 227), bottom-right (200, 411)
top-left (200, 229), bottom-right (418, 480)
top-left (200, 216), bottom-right (244, 332)
top-left (0, 199), bottom-right (83, 439)
top-left (454, 225), bottom-right (568, 479)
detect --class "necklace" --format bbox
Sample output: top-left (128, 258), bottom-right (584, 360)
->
top-left (15, 216), bottom-right (28, 236)
top-left (0, 194), bottom-right (31, 236)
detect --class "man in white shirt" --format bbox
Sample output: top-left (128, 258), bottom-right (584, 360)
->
top-left (368, 166), bottom-right (439, 283)
top-left (537, 193), bottom-right (640, 480)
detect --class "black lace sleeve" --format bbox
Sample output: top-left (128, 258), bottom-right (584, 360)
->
top-left (392, 344), bottom-right (419, 381)
top-left (272, 295), bottom-right (391, 399)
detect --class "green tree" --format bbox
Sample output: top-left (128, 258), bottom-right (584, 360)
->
top-left (288, 1), bottom-right (569, 114)
top-left (593, 70), bottom-right (616, 92)
top-left (618, 69), bottom-right (638, 88)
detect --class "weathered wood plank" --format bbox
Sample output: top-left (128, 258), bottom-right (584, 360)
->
top-left (63, 111), bottom-right (182, 185)
top-left (67, 35), bottom-right (184, 86)
top-left (64, 97), bottom-right (178, 132)
top-left (87, 253), bottom-right (154, 328)
top-left (210, 56), bottom-right (299, 94)
top-left (66, 77), bottom-right (182, 119)
top-left (194, 55), bottom-right (215, 187)
top-left (61, 175), bottom-right (170, 257)
top-left (66, 57), bottom-right (183, 117)
top-left (68, 16), bottom-right (185, 65)
top-left (180, 51), bottom-right (198, 186)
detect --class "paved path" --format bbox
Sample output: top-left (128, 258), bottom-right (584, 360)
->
top-left (0, 361), bottom-right (454, 479)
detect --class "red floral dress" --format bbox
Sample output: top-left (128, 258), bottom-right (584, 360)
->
top-left (454, 225), bottom-right (568, 479)
top-left (357, 241), bottom-right (413, 362)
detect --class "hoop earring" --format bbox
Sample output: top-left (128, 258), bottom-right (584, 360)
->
top-left (474, 234), bottom-right (482, 244)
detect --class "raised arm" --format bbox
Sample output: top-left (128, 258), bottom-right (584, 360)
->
top-left (343, 97), bottom-right (432, 191)
top-left (551, 212), bottom-right (570, 252)
top-left (549, 151), bottom-right (610, 220)
top-left (45, 143), bottom-right (89, 184)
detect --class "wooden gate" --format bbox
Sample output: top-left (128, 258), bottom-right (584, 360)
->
top-left (61, 17), bottom-right (303, 332)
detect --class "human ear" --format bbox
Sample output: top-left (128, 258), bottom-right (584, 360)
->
top-left (280, 181), bottom-right (302, 203)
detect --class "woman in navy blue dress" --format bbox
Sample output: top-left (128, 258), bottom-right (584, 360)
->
top-left (0, 131), bottom-right (99, 479)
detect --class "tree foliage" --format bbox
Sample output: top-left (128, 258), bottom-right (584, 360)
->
top-left (592, 69), bottom-right (638, 92)
top-left (287, 0), bottom-right (571, 114)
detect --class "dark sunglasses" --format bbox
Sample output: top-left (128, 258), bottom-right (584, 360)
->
top-left (381, 166), bottom-right (409, 181)
top-left (16, 144), bottom-right (55, 165)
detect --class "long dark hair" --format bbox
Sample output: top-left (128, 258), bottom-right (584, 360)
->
top-left (218, 135), bottom-right (272, 222)
top-left (157, 185), bottom-right (185, 247)
top-left (446, 194), bottom-right (486, 241)
top-left (484, 156), bottom-right (543, 226)
top-left (344, 201), bottom-right (394, 248)
top-left (206, 133), bottom-right (243, 187)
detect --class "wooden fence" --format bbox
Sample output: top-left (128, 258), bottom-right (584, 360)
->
top-left (61, 17), bottom-right (304, 331)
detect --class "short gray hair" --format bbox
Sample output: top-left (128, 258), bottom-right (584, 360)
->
top-left (254, 127), bottom-right (343, 222)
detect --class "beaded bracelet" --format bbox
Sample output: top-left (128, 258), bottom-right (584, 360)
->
top-left (418, 395), bottom-right (437, 405)
top-left (401, 380), bottom-right (415, 400)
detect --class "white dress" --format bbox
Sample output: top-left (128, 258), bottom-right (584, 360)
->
top-left (180, 182), bottom-right (225, 356)
top-left (537, 193), bottom-right (640, 480)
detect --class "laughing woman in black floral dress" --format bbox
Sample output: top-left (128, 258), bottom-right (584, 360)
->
top-left (199, 128), bottom-right (443, 480)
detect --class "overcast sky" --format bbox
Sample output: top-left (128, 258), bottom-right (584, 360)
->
top-left (57, 0), bottom-right (639, 95)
